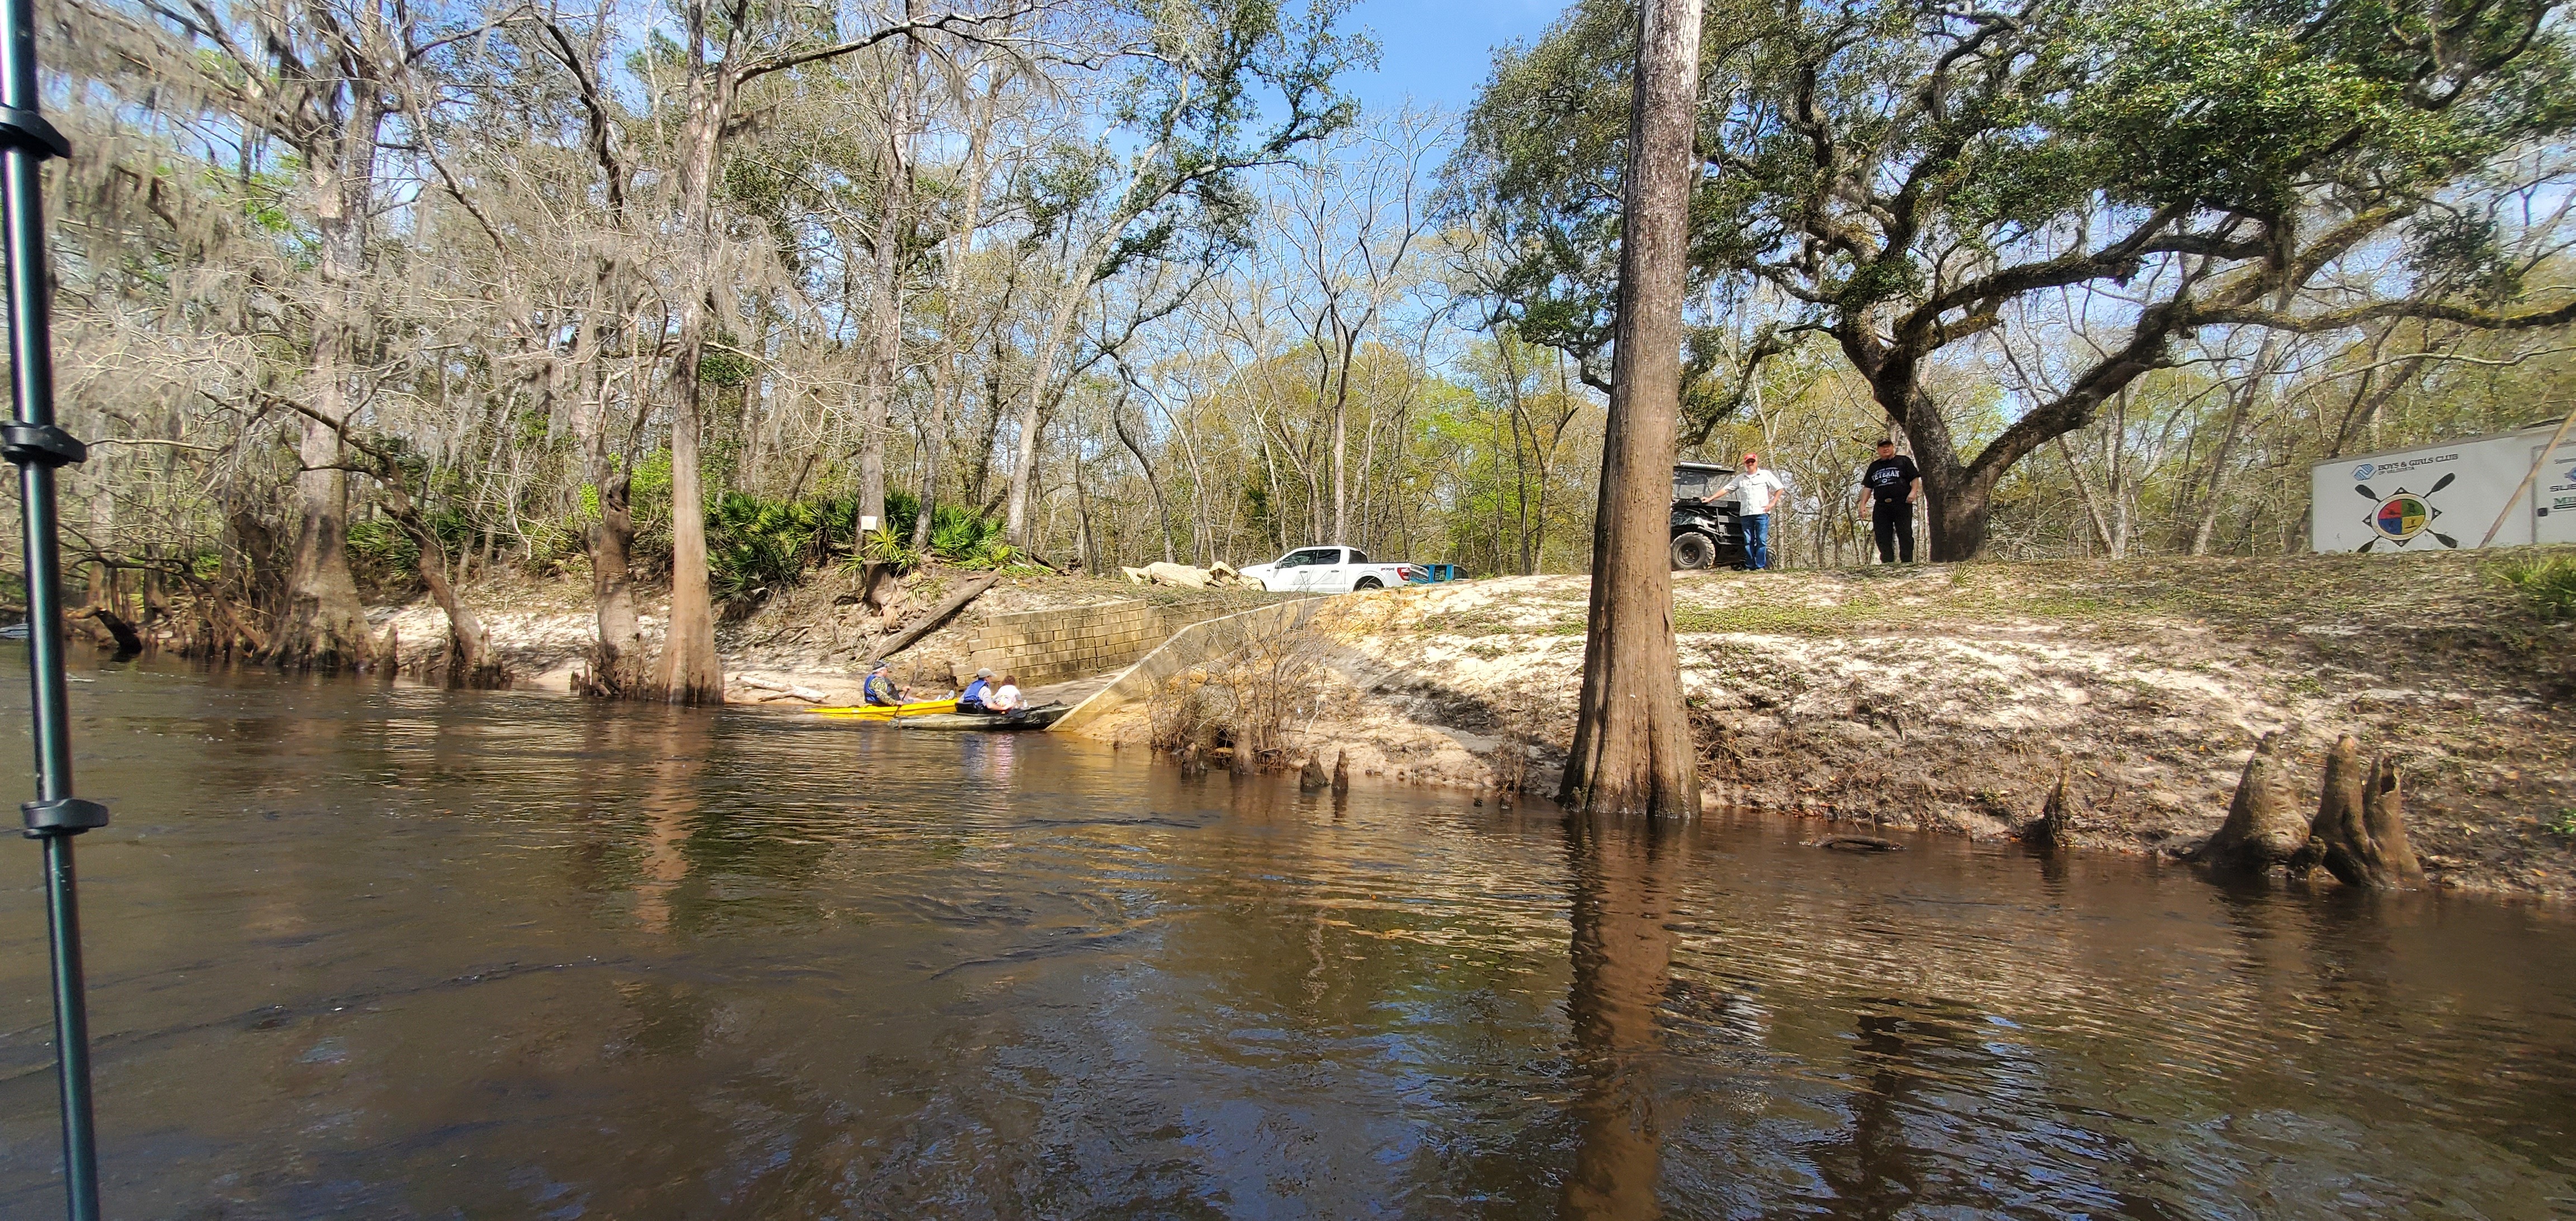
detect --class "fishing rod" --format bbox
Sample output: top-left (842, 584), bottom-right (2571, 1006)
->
top-left (0, 0), bottom-right (108, 1216)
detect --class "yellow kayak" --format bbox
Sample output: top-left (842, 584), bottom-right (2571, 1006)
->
top-left (809, 697), bottom-right (959, 721)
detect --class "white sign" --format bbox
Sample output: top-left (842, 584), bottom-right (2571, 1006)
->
top-left (860, 515), bottom-right (879, 533)
top-left (2311, 423), bottom-right (2576, 553)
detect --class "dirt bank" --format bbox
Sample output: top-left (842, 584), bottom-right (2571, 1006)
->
top-left (1070, 548), bottom-right (2576, 899)
top-left (362, 550), bottom-right (2574, 897)
top-left (364, 566), bottom-right (1272, 706)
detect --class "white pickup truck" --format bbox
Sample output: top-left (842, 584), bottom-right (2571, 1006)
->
top-left (1238, 546), bottom-right (1419, 593)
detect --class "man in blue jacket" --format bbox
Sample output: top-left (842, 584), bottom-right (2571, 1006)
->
top-left (863, 661), bottom-right (908, 706)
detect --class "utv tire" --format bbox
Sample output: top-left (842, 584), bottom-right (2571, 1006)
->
top-left (1354, 576), bottom-right (1384, 590)
top-left (1670, 532), bottom-right (1716, 570)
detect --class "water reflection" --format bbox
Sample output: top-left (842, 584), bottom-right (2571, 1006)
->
top-left (1563, 815), bottom-right (1681, 1219)
top-left (634, 714), bottom-right (702, 936)
top-left (0, 660), bottom-right (2568, 1219)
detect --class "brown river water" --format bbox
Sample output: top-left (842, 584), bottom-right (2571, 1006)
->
top-left (0, 656), bottom-right (2568, 1219)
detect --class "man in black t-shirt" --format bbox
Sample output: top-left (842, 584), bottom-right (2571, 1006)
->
top-left (1855, 438), bottom-right (1921, 563)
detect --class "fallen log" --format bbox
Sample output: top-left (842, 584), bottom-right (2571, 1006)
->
top-left (1813, 834), bottom-right (1905, 852)
top-left (869, 571), bottom-right (1001, 662)
top-left (736, 674), bottom-right (828, 703)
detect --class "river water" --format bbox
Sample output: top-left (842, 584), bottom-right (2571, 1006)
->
top-left (0, 658), bottom-right (2567, 1219)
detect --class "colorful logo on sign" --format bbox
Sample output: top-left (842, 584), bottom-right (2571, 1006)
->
top-left (2353, 472), bottom-right (2457, 551)
top-left (2373, 494), bottom-right (2429, 540)
top-left (2352, 463), bottom-right (2376, 481)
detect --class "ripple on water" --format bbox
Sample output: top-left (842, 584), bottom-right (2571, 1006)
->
top-left (0, 657), bottom-right (2568, 1219)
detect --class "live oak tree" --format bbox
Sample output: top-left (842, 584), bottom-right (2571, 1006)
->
top-left (1454, 0), bottom-right (2576, 560)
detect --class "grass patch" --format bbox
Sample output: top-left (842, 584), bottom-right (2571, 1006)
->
top-left (1415, 609), bottom-right (1522, 637)
top-left (2494, 554), bottom-right (2576, 623)
top-left (1673, 603), bottom-right (1883, 636)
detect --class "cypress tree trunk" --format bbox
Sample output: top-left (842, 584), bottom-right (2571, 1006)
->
top-left (654, 63), bottom-right (731, 706)
top-left (273, 107), bottom-right (383, 670)
top-left (583, 467), bottom-right (648, 695)
top-left (1560, 0), bottom-right (1704, 818)
top-left (658, 343), bottom-right (723, 704)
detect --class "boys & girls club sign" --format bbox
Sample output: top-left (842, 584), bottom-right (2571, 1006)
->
top-left (2310, 422), bottom-right (2576, 553)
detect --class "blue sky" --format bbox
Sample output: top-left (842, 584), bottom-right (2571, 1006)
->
top-left (1337, 0), bottom-right (1566, 116)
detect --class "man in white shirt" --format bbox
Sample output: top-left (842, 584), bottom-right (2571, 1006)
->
top-left (1705, 452), bottom-right (1786, 571)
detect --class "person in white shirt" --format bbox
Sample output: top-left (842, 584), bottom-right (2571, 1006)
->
top-left (980, 674), bottom-right (1025, 713)
top-left (1704, 452), bottom-right (1786, 571)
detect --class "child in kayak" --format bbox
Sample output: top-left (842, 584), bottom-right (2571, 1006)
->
top-left (981, 673), bottom-right (1025, 713)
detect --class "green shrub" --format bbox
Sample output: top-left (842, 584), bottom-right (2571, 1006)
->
top-left (522, 518), bottom-right (587, 575)
top-left (838, 500), bottom-right (1029, 573)
top-left (859, 525), bottom-right (920, 572)
top-left (2495, 553), bottom-right (2576, 623)
top-left (705, 493), bottom-right (830, 611)
top-left (883, 489), bottom-right (921, 541)
top-left (925, 504), bottom-right (1014, 567)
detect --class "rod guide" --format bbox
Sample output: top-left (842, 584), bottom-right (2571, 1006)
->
top-left (21, 797), bottom-right (107, 836)
top-left (0, 107), bottom-right (67, 159)
top-left (2, 422), bottom-right (85, 467)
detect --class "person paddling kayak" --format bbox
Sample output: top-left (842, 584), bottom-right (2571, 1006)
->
top-left (862, 661), bottom-right (908, 707)
top-left (956, 668), bottom-right (996, 713)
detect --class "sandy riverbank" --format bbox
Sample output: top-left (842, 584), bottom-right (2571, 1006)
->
top-left (362, 548), bottom-right (2575, 898)
top-left (364, 566), bottom-right (1265, 707)
top-left (1066, 549), bottom-right (2576, 899)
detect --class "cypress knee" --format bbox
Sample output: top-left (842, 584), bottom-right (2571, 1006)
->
top-left (2290, 736), bottom-right (2418, 888)
top-left (1300, 755), bottom-right (1329, 790)
top-left (1332, 749), bottom-right (1349, 794)
top-left (2022, 766), bottom-right (2075, 851)
top-left (2361, 754), bottom-right (2425, 888)
top-left (2196, 733), bottom-right (2306, 874)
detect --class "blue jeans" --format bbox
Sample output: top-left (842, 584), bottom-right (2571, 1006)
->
top-left (1742, 513), bottom-right (1770, 570)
